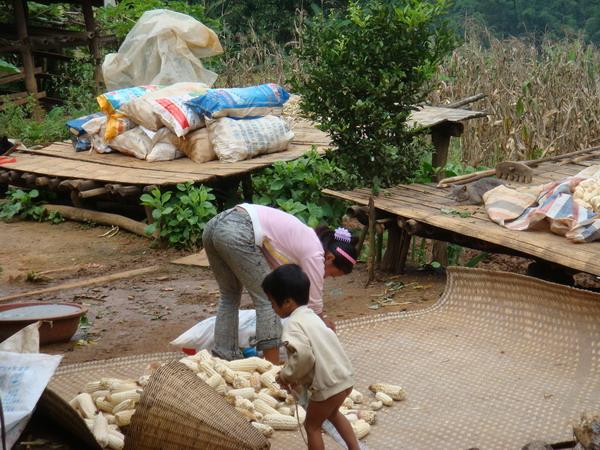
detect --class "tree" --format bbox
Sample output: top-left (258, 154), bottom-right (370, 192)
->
top-left (291, 0), bottom-right (456, 187)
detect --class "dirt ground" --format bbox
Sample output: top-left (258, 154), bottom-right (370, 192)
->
top-left (0, 220), bottom-right (450, 364)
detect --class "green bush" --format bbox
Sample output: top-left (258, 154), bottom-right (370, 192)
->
top-left (97, 0), bottom-right (219, 39)
top-left (291, 0), bottom-right (456, 187)
top-left (252, 149), bottom-right (351, 227)
top-left (0, 188), bottom-right (63, 224)
top-left (140, 183), bottom-right (217, 249)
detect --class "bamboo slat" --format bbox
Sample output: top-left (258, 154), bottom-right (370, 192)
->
top-left (3, 123), bottom-right (331, 186)
top-left (323, 186), bottom-right (600, 275)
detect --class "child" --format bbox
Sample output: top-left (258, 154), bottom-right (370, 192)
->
top-left (262, 264), bottom-right (360, 450)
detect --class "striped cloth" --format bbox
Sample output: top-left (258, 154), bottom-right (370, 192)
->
top-left (484, 165), bottom-right (600, 243)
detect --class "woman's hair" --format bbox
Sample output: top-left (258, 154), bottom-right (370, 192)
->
top-left (262, 264), bottom-right (310, 307)
top-left (314, 226), bottom-right (358, 274)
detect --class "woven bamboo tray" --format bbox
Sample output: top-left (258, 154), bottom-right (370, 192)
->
top-left (48, 268), bottom-right (600, 449)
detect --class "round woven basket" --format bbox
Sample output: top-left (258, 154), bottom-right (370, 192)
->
top-left (124, 361), bottom-right (270, 450)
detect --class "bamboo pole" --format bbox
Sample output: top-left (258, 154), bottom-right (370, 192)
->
top-left (0, 266), bottom-right (160, 303)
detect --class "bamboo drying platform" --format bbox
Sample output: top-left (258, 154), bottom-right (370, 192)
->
top-left (0, 121), bottom-right (330, 188)
top-left (325, 151), bottom-right (600, 277)
top-left (45, 268), bottom-right (600, 449)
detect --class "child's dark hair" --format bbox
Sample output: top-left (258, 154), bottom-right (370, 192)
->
top-left (262, 264), bottom-right (310, 307)
top-left (314, 226), bottom-right (358, 274)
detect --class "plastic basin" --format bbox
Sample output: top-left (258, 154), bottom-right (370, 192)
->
top-left (0, 302), bottom-right (87, 345)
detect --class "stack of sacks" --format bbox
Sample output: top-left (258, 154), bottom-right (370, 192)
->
top-left (92, 82), bottom-right (212, 162)
top-left (67, 82), bottom-right (293, 163)
top-left (184, 83), bottom-right (293, 162)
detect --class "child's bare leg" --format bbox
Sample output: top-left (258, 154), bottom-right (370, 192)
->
top-left (305, 389), bottom-right (354, 450)
top-left (328, 410), bottom-right (360, 450)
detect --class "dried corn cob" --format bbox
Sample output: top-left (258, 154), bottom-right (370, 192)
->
top-left (107, 389), bottom-right (141, 405)
top-left (91, 389), bottom-right (110, 401)
top-left (92, 412), bottom-right (109, 447)
top-left (227, 357), bottom-right (273, 373)
top-left (263, 413), bottom-right (300, 430)
top-left (257, 392), bottom-right (279, 409)
top-left (351, 419), bottom-right (370, 439)
top-left (253, 398), bottom-right (280, 416)
top-left (112, 399), bottom-right (135, 414)
top-left (369, 400), bottom-right (383, 411)
top-left (251, 422), bottom-right (274, 437)
top-left (277, 406), bottom-right (292, 416)
top-left (205, 373), bottom-right (225, 389)
top-left (375, 391), bottom-right (393, 406)
top-left (349, 389), bottom-right (364, 403)
top-left (226, 387), bottom-right (256, 400)
top-left (115, 410), bottom-right (135, 427)
top-left (178, 357), bottom-right (200, 372)
top-left (73, 393), bottom-right (97, 418)
top-left (95, 396), bottom-right (114, 413)
top-left (369, 383), bottom-right (406, 401)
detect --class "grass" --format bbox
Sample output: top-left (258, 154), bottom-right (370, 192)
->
top-left (430, 23), bottom-right (600, 166)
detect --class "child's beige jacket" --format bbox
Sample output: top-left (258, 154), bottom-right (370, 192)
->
top-left (279, 305), bottom-right (354, 401)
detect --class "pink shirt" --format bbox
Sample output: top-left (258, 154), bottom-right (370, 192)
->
top-left (239, 204), bottom-right (325, 314)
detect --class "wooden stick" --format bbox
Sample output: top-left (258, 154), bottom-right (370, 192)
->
top-left (79, 186), bottom-right (108, 199)
top-left (0, 266), bottom-right (160, 303)
top-left (366, 195), bottom-right (376, 286)
top-left (443, 93), bottom-right (487, 109)
top-left (44, 204), bottom-right (156, 238)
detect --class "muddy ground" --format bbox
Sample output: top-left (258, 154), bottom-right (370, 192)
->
top-left (0, 220), bottom-right (451, 363)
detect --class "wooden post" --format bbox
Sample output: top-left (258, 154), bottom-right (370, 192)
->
top-left (82, 0), bottom-right (102, 92)
top-left (13, 0), bottom-right (40, 118)
top-left (365, 195), bottom-right (376, 286)
top-left (241, 174), bottom-right (253, 202)
top-left (431, 121), bottom-right (463, 267)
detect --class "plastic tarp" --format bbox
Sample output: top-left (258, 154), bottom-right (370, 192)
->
top-left (102, 9), bottom-right (223, 91)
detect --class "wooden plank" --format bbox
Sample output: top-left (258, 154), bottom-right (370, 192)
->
top-left (24, 125), bottom-right (329, 179)
top-left (5, 153), bottom-right (206, 185)
top-left (407, 106), bottom-right (487, 129)
top-left (323, 188), bottom-right (600, 274)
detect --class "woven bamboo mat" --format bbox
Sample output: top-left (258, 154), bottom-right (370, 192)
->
top-left (48, 268), bottom-right (600, 449)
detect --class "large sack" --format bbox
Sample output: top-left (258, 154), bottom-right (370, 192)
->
top-left (150, 94), bottom-right (205, 137)
top-left (121, 82), bottom-right (209, 131)
top-left (81, 115), bottom-right (112, 154)
top-left (109, 127), bottom-right (152, 160)
top-left (104, 113), bottom-right (136, 141)
top-left (97, 85), bottom-right (160, 114)
top-left (180, 128), bottom-right (217, 163)
top-left (102, 9), bottom-right (222, 91)
top-left (186, 83), bottom-right (290, 119)
top-left (146, 128), bottom-right (184, 162)
top-left (65, 112), bottom-right (104, 151)
top-left (208, 115), bottom-right (294, 162)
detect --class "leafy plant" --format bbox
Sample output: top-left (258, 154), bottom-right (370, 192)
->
top-left (252, 149), bottom-right (351, 227)
top-left (97, 0), bottom-right (219, 39)
top-left (140, 183), bottom-right (217, 249)
top-left (291, 0), bottom-right (456, 187)
top-left (0, 188), bottom-right (64, 223)
top-left (0, 59), bottom-right (19, 74)
top-left (0, 99), bottom-right (70, 146)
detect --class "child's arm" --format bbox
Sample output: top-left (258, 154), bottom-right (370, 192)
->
top-left (279, 331), bottom-right (315, 385)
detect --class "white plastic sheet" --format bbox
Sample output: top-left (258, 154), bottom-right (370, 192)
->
top-left (102, 9), bottom-right (223, 91)
top-left (0, 324), bottom-right (62, 449)
top-left (171, 309), bottom-right (290, 352)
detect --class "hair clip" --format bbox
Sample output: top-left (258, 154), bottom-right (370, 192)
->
top-left (334, 227), bottom-right (352, 243)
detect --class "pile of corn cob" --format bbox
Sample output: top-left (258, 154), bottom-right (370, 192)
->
top-left (69, 374), bottom-right (150, 450)
top-left (69, 350), bottom-right (406, 448)
top-left (573, 178), bottom-right (600, 212)
top-left (178, 350), bottom-right (406, 439)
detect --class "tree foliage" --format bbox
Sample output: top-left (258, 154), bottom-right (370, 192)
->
top-left (451, 0), bottom-right (600, 43)
top-left (291, 0), bottom-right (456, 187)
